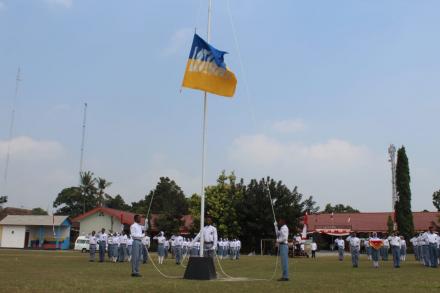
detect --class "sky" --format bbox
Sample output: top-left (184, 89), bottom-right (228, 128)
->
top-left (0, 0), bottom-right (439, 212)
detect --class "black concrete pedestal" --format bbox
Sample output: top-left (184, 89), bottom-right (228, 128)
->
top-left (183, 256), bottom-right (217, 280)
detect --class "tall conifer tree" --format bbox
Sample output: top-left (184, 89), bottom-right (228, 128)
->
top-left (395, 146), bottom-right (414, 239)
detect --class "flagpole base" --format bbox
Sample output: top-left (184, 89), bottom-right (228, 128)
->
top-left (183, 256), bottom-right (217, 280)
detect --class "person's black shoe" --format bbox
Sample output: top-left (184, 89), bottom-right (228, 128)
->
top-left (143, 261), bottom-right (146, 264)
top-left (277, 278), bottom-right (289, 281)
top-left (131, 273), bottom-right (142, 277)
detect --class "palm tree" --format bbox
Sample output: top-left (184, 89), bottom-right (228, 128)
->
top-left (97, 177), bottom-right (112, 207)
top-left (79, 171), bottom-right (97, 213)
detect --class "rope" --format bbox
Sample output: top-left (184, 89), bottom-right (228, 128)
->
top-left (146, 247), bottom-right (182, 279)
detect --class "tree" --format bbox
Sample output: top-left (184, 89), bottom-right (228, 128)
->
top-left (97, 177), bottom-right (112, 207)
top-left (387, 214), bottom-right (394, 234)
top-left (79, 171), bottom-right (98, 214)
top-left (53, 186), bottom-right (97, 218)
top-left (432, 189), bottom-right (440, 211)
top-left (233, 176), bottom-right (319, 253)
top-left (395, 146), bottom-right (414, 240)
top-left (323, 203), bottom-right (360, 213)
top-left (131, 177), bottom-right (188, 233)
top-left (0, 196), bottom-right (7, 209)
top-left (105, 194), bottom-right (131, 211)
top-left (31, 207), bottom-right (48, 215)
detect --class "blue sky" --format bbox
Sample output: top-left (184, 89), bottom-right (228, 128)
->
top-left (0, 0), bottom-right (439, 212)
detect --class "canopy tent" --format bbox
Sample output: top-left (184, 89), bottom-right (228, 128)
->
top-left (315, 228), bottom-right (351, 236)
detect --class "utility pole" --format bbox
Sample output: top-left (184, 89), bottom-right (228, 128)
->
top-left (388, 144), bottom-right (398, 230)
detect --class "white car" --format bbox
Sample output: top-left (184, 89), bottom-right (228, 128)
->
top-left (74, 236), bottom-right (91, 253)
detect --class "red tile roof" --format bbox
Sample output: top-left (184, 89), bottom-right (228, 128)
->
top-left (306, 212), bottom-right (440, 233)
top-left (71, 207), bottom-right (145, 225)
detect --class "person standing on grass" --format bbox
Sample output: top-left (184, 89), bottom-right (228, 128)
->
top-left (173, 234), bottom-right (184, 265)
top-left (130, 214), bottom-right (144, 277)
top-left (118, 231), bottom-right (127, 262)
top-left (191, 215), bottom-right (218, 258)
top-left (364, 236), bottom-right (372, 260)
top-left (154, 231), bottom-right (166, 264)
top-left (381, 235), bottom-right (389, 261)
top-left (421, 230), bottom-right (431, 267)
top-left (274, 218), bottom-right (289, 281)
top-left (400, 236), bottom-right (407, 261)
top-left (111, 232), bottom-right (119, 263)
top-left (311, 241), bottom-right (317, 259)
top-left (389, 231), bottom-right (401, 268)
top-left (97, 228), bottom-right (107, 263)
top-left (142, 234), bottom-right (150, 264)
top-left (335, 236), bottom-right (345, 261)
top-left (346, 232), bottom-right (361, 268)
top-left (426, 226), bottom-right (439, 268)
top-left (127, 235), bottom-right (133, 262)
top-left (369, 232), bottom-right (382, 268)
top-left (87, 231), bottom-right (97, 262)
top-left (107, 232), bottom-right (113, 260)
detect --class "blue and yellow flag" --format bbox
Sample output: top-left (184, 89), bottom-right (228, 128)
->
top-left (182, 34), bottom-right (237, 97)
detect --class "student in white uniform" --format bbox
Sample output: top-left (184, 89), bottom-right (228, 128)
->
top-left (400, 236), bottom-right (407, 261)
top-left (153, 231), bottom-right (166, 264)
top-left (275, 218), bottom-right (289, 281)
top-left (118, 232), bottom-right (127, 262)
top-left (97, 228), bottom-right (107, 263)
top-left (142, 234), bottom-right (150, 264)
top-left (369, 232), bottom-right (382, 268)
top-left (192, 215), bottom-right (218, 258)
top-left (173, 234), bottom-right (184, 264)
top-left (112, 232), bottom-right (119, 262)
top-left (311, 241), bottom-right (317, 259)
top-left (346, 232), bottom-right (361, 268)
top-left (381, 236), bottom-right (390, 261)
top-left (130, 214), bottom-right (144, 277)
top-left (421, 230), bottom-right (431, 266)
top-left (127, 235), bottom-right (133, 262)
top-left (107, 232), bottom-right (114, 260)
top-left (427, 226), bottom-right (439, 268)
top-left (87, 231), bottom-right (97, 262)
top-left (389, 232), bottom-right (401, 268)
top-left (335, 236), bottom-right (345, 261)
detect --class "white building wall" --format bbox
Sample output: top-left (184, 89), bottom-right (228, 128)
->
top-left (79, 213), bottom-right (122, 236)
top-left (1, 225), bottom-right (26, 248)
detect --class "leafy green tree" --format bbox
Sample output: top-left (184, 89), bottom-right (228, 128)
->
top-left (387, 214), bottom-right (394, 234)
top-left (432, 189), bottom-right (440, 211)
top-left (31, 207), bottom-right (48, 215)
top-left (0, 196), bottom-right (7, 208)
top-left (53, 186), bottom-right (97, 217)
top-left (131, 177), bottom-right (188, 233)
top-left (323, 203), bottom-right (360, 213)
top-left (395, 146), bottom-right (414, 240)
top-left (105, 194), bottom-right (131, 211)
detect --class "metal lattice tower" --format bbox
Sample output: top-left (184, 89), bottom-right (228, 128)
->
top-left (388, 144), bottom-right (398, 211)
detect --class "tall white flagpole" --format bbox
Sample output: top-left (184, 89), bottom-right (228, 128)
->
top-left (199, 0), bottom-right (212, 257)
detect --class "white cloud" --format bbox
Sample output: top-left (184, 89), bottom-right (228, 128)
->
top-left (0, 136), bottom-right (65, 161)
top-left (0, 136), bottom-right (75, 210)
top-left (272, 119), bottom-right (305, 133)
top-left (228, 134), bottom-right (389, 211)
top-left (163, 28), bottom-right (193, 56)
top-left (45, 0), bottom-right (73, 8)
top-left (229, 134), bottom-right (371, 168)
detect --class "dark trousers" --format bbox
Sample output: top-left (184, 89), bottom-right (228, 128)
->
top-left (391, 246), bottom-right (401, 267)
top-left (142, 244), bottom-right (149, 263)
top-left (312, 250), bottom-right (316, 258)
top-left (98, 242), bottom-right (105, 262)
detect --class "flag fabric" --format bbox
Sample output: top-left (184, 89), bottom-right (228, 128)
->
top-left (182, 34), bottom-right (237, 97)
top-left (369, 239), bottom-right (384, 250)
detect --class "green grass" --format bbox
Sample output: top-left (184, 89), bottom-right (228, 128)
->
top-left (1, 249), bottom-right (440, 292)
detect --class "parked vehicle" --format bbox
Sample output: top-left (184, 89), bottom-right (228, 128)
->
top-left (74, 236), bottom-right (90, 253)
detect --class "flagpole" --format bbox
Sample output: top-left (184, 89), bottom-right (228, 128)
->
top-left (199, 0), bottom-right (212, 258)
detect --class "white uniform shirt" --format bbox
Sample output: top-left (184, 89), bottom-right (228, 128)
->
top-left (193, 225), bottom-right (218, 248)
top-left (383, 239), bottom-right (390, 247)
top-left (127, 238), bottom-right (133, 246)
top-left (426, 232), bottom-right (439, 244)
top-left (119, 234), bottom-right (127, 245)
top-left (276, 224), bottom-right (289, 244)
top-left (113, 235), bottom-right (120, 246)
top-left (173, 236), bottom-right (184, 246)
top-left (130, 222), bottom-right (144, 240)
top-left (311, 242), bottom-right (317, 251)
top-left (98, 233), bottom-right (107, 244)
top-left (347, 236), bottom-right (361, 249)
top-left (107, 235), bottom-right (113, 245)
top-left (142, 235), bottom-right (151, 247)
top-left (400, 239), bottom-right (407, 248)
top-left (388, 236), bottom-right (401, 247)
top-left (154, 235), bottom-right (166, 244)
top-left (87, 234), bottom-right (97, 245)
top-left (336, 239), bottom-right (345, 249)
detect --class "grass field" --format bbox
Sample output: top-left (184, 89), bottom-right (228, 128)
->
top-left (1, 249), bottom-right (440, 293)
